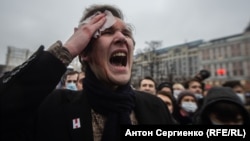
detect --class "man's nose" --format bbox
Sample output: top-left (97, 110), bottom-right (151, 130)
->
top-left (114, 31), bottom-right (127, 44)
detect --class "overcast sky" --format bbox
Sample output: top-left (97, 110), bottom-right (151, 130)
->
top-left (1, 0), bottom-right (250, 64)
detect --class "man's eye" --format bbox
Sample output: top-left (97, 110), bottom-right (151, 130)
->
top-left (101, 30), bottom-right (113, 35)
top-left (123, 32), bottom-right (132, 37)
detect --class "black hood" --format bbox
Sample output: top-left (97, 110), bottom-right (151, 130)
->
top-left (194, 86), bottom-right (250, 124)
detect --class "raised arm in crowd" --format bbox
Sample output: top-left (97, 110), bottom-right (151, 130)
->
top-left (0, 4), bottom-right (176, 141)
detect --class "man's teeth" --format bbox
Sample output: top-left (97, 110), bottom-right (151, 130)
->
top-left (112, 52), bottom-right (126, 57)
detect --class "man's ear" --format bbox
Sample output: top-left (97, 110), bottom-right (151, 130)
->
top-left (74, 27), bottom-right (78, 32)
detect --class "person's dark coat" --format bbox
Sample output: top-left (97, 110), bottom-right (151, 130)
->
top-left (0, 47), bottom-right (175, 141)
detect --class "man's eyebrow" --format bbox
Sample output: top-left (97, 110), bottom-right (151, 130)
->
top-left (123, 27), bottom-right (133, 33)
top-left (103, 25), bottom-right (131, 31)
top-left (101, 26), bottom-right (133, 35)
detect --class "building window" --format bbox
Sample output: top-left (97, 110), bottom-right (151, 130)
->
top-left (232, 61), bottom-right (244, 76)
top-left (231, 44), bottom-right (236, 57)
top-left (224, 46), bottom-right (228, 58)
top-left (238, 61), bottom-right (244, 76)
top-left (218, 46), bottom-right (222, 58)
top-left (236, 43), bottom-right (242, 56)
top-left (245, 41), bottom-right (250, 56)
top-left (248, 61), bottom-right (250, 76)
top-left (213, 48), bottom-right (216, 58)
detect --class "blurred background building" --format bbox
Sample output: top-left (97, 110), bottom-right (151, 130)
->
top-left (131, 22), bottom-right (250, 91)
top-left (1, 22), bottom-right (250, 91)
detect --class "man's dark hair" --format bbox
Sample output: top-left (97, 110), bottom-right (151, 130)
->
top-left (222, 80), bottom-right (243, 88)
top-left (157, 81), bottom-right (173, 93)
top-left (183, 79), bottom-right (205, 91)
top-left (80, 4), bottom-right (124, 22)
top-left (138, 76), bottom-right (157, 88)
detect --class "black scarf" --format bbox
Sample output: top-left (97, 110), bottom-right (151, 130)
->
top-left (83, 66), bottom-right (135, 141)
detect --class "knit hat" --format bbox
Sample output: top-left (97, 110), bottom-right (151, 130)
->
top-left (157, 82), bottom-right (173, 93)
top-left (177, 90), bottom-right (197, 105)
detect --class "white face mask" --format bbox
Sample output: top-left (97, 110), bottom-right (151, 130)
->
top-left (66, 82), bottom-right (78, 91)
top-left (194, 93), bottom-right (203, 100)
top-left (173, 90), bottom-right (182, 99)
top-left (236, 93), bottom-right (246, 104)
top-left (181, 101), bottom-right (198, 113)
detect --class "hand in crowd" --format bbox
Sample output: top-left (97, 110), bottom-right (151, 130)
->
top-left (63, 13), bottom-right (106, 57)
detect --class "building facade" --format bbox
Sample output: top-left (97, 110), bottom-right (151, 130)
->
top-left (2, 23), bottom-right (250, 90)
top-left (131, 40), bottom-right (203, 87)
top-left (0, 46), bottom-right (33, 76)
top-left (131, 23), bottom-right (250, 90)
top-left (200, 27), bottom-right (250, 88)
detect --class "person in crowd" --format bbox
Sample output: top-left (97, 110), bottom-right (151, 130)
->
top-left (172, 82), bottom-right (185, 99)
top-left (55, 66), bottom-right (76, 89)
top-left (183, 79), bottom-right (204, 108)
top-left (138, 76), bottom-right (157, 95)
top-left (202, 84), bottom-right (212, 97)
top-left (76, 71), bottom-right (85, 90)
top-left (0, 4), bottom-right (176, 141)
top-left (156, 90), bottom-right (179, 124)
top-left (183, 79), bottom-right (204, 100)
top-left (63, 70), bottom-right (79, 91)
top-left (193, 87), bottom-right (250, 125)
top-left (172, 90), bottom-right (198, 125)
top-left (157, 81), bottom-right (173, 95)
top-left (156, 90), bottom-right (176, 114)
top-left (222, 80), bottom-right (246, 104)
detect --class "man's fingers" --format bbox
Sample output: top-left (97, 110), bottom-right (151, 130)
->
top-left (92, 16), bottom-right (106, 30)
top-left (79, 13), bottom-right (106, 36)
top-left (89, 13), bottom-right (106, 24)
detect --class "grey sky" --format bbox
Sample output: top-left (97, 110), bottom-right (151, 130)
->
top-left (0, 0), bottom-right (250, 64)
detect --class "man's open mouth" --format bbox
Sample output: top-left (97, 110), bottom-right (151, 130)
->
top-left (110, 52), bottom-right (127, 67)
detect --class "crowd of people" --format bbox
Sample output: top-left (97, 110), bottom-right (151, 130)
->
top-left (137, 74), bottom-right (250, 125)
top-left (0, 3), bottom-right (249, 141)
top-left (56, 69), bottom-right (85, 91)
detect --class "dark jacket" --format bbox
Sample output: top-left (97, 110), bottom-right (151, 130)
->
top-left (193, 86), bottom-right (250, 124)
top-left (0, 47), bottom-right (175, 141)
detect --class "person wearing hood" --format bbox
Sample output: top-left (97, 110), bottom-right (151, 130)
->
top-left (193, 86), bottom-right (250, 125)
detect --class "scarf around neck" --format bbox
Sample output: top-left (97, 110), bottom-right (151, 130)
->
top-left (83, 66), bottom-right (135, 141)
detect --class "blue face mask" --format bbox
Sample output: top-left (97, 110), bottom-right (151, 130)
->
top-left (66, 82), bottom-right (77, 91)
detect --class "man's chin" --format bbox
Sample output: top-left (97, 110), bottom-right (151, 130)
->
top-left (109, 75), bottom-right (131, 85)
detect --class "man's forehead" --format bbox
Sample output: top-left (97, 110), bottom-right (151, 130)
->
top-left (190, 81), bottom-right (201, 85)
top-left (108, 18), bottom-right (132, 31)
top-left (142, 79), bottom-right (155, 84)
